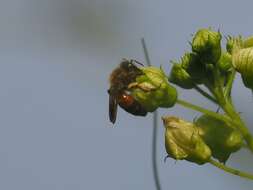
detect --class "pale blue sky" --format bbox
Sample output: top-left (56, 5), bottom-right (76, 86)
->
top-left (0, 0), bottom-right (252, 189)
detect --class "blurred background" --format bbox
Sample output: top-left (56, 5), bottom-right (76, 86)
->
top-left (0, 0), bottom-right (252, 189)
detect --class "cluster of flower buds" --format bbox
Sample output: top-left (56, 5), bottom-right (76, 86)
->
top-left (163, 115), bottom-right (243, 165)
top-left (169, 52), bottom-right (206, 89)
top-left (109, 29), bottom-right (253, 118)
top-left (169, 28), bottom-right (253, 92)
top-left (129, 66), bottom-right (177, 112)
top-left (108, 29), bottom-right (253, 180)
top-left (169, 28), bottom-right (234, 89)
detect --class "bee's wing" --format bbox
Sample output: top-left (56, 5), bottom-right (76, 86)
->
top-left (109, 94), bottom-right (118, 124)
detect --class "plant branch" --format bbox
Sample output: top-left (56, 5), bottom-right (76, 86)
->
top-left (141, 38), bottom-right (162, 190)
top-left (222, 101), bottom-right (253, 153)
top-left (209, 159), bottom-right (253, 180)
top-left (193, 85), bottom-right (218, 104)
top-left (176, 99), bottom-right (232, 125)
top-left (210, 79), bottom-right (253, 153)
top-left (224, 69), bottom-right (236, 101)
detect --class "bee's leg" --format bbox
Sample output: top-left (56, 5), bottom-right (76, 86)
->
top-left (138, 82), bottom-right (162, 92)
top-left (128, 82), bottom-right (139, 89)
top-left (128, 82), bottom-right (157, 92)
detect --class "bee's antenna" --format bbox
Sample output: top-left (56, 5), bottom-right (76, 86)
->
top-left (130, 59), bottom-right (144, 66)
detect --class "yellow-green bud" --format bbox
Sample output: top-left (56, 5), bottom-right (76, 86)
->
top-left (232, 47), bottom-right (253, 91)
top-left (226, 35), bottom-right (243, 54)
top-left (243, 36), bottom-right (253, 48)
top-left (195, 115), bottom-right (243, 163)
top-left (169, 63), bottom-right (195, 89)
top-left (192, 28), bottom-right (222, 63)
top-left (181, 52), bottom-right (206, 84)
top-left (163, 116), bottom-right (211, 165)
top-left (130, 67), bottom-right (177, 112)
top-left (217, 51), bottom-right (232, 73)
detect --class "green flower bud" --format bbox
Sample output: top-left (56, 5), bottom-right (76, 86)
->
top-left (169, 63), bottom-right (195, 89)
top-left (181, 52), bottom-right (206, 84)
top-left (226, 35), bottom-right (243, 54)
top-left (232, 47), bottom-right (253, 90)
top-left (192, 28), bottom-right (222, 63)
top-left (163, 116), bottom-right (211, 165)
top-left (130, 67), bottom-right (177, 112)
top-left (195, 115), bottom-right (243, 163)
top-left (243, 36), bottom-right (253, 48)
top-left (217, 51), bottom-right (232, 73)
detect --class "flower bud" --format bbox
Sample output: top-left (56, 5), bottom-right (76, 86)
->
top-left (232, 47), bottom-right (253, 90)
top-left (217, 51), bottom-right (232, 73)
top-left (169, 63), bottom-right (195, 89)
top-left (226, 35), bottom-right (243, 54)
top-left (130, 67), bottom-right (177, 112)
top-left (243, 36), bottom-right (253, 48)
top-left (192, 28), bottom-right (222, 63)
top-left (195, 115), bottom-right (243, 163)
top-left (163, 116), bottom-right (211, 165)
top-left (181, 52), bottom-right (206, 84)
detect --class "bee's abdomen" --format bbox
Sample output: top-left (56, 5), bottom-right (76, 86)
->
top-left (118, 94), bottom-right (147, 116)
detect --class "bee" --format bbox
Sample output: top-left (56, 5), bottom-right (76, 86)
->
top-left (108, 59), bottom-right (147, 124)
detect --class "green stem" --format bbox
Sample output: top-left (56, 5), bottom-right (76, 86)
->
top-left (209, 159), bottom-right (253, 180)
top-left (151, 111), bottom-right (161, 190)
top-left (211, 83), bottom-right (253, 153)
top-left (176, 99), bottom-right (232, 124)
top-left (141, 38), bottom-right (162, 190)
top-left (193, 85), bottom-right (218, 104)
top-left (212, 78), bottom-right (253, 152)
top-left (224, 70), bottom-right (236, 100)
top-left (222, 102), bottom-right (253, 153)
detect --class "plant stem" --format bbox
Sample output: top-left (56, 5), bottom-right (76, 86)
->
top-left (209, 159), bottom-right (253, 180)
top-left (176, 99), bottom-right (232, 124)
top-left (224, 70), bottom-right (236, 101)
top-left (210, 83), bottom-right (253, 154)
top-left (141, 38), bottom-right (162, 190)
top-left (222, 101), bottom-right (253, 153)
top-left (212, 83), bottom-right (253, 153)
top-left (194, 85), bottom-right (218, 104)
top-left (151, 111), bottom-right (161, 190)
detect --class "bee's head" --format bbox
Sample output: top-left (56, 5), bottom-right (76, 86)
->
top-left (120, 59), bottom-right (134, 70)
